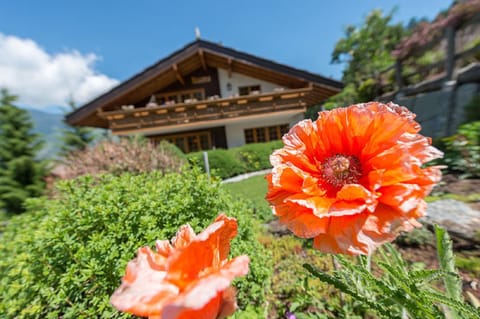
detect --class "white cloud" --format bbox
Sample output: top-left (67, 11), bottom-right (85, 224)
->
top-left (0, 33), bottom-right (119, 110)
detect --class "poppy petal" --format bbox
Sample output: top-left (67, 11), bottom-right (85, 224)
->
top-left (163, 256), bottom-right (249, 319)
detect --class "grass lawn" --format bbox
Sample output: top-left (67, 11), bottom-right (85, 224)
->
top-left (222, 174), bottom-right (271, 219)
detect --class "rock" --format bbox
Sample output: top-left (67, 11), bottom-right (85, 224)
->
top-left (423, 199), bottom-right (480, 243)
top-left (265, 219), bottom-right (291, 236)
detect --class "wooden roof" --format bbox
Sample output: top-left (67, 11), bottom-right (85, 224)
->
top-left (66, 39), bottom-right (343, 128)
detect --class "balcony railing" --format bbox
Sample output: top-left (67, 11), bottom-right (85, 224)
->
top-left (98, 86), bottom-right (312, 133)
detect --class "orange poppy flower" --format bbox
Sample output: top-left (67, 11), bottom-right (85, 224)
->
top-left (266, 102), bottom-right (442, 255)
top-left (110, 214), bottom-right (250, 319)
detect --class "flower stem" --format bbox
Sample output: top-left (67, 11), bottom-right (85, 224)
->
top-left (331, 255), bottom-right (345, 307)
top-left (366, 251), bottom-right (372, 272)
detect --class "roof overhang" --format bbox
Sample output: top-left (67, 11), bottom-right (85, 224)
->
top-left (66, 39), bottom-right (343, 128)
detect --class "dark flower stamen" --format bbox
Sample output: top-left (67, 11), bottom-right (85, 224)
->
top-left (322, 154), bottom-right (362, 188)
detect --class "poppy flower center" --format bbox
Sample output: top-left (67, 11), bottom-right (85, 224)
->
top-left (321, 154), bottom-right (362, 188)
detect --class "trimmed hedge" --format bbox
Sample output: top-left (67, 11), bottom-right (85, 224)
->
top-left (187, 140), bottom-right (283, 179)
top-left (0, 168), bottom-right (271, 318)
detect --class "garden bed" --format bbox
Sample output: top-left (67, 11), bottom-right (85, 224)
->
top-left (224, 172), bottom-right (480, 317)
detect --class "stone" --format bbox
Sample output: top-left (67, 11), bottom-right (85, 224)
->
top-left (423, 199), bottom-right (480, 243)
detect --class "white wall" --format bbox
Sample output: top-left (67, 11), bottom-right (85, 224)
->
top-left (217, 68), bottom-right (286, 98)
top-left (225, 112), bottom-right (304, 148)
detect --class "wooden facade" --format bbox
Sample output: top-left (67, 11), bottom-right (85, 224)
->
top-left (66, 39), bottom-right (343, 152)
top-left (98, 86), bottom-right (313, 134)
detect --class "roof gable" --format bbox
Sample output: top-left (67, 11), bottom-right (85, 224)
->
top-left (66, 39), bottom-right (343, 126)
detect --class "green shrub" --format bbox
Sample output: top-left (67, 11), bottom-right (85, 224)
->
top-left (187, 148), bottom-right (246, 179)
top-left (357, 78), bottom-right (377, 102)
top-left (442, 121), bottom-right (480, 178)
top-left (187, 140), bottom-right (283, 179)
top-left (231, 141), bottom-right (283, 172)
top-left (157, 139), bottom-right (187, 161)
top-left (0, 168), bottom-right (271, 318)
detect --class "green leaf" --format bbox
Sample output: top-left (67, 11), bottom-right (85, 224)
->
top-left (435, 225), bottom-right (464, 319)
top-left (424, 290), bottom-right (480, 319)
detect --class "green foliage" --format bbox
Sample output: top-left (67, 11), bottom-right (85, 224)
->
top-left (464, 94), bottom-right (480, 123)
top-left (259, 234), bottom-right (337, 318)
top-left (426, 192), bottom-right (480, 203)
top-left (463, 37), bottom-right (480, 52)
top-left (187, 140), bottom-right (283, 179)
top-left (455, 256), bottom-right (480, 277)
top-left (232, 141), bottom-right (283, 172)
top-left (435, 225), bottom-right (463, 319)
top-left (357, 78), bottom-right (377, 102)
top-left (60, 100), bottom-right (97, 155)
top-left (441, 121), bottom-right (480, 178)
top-left (305, 104), bottom-right (324, 121)
top-left (0, 168), bottom-right (271, 318)
top-left (395, 227), bottom-right (434, 247)
top-left (462, 37), bottom-right (480, 63)
top-left (222, 174), bottom-right (272, 221)
top-left (331, 9), bottom-right (406, 85)
top-left (0, 89), bottom-right (46, 214)
top-left (316, 84), bottom-right (359, 117)
top-left (325, 8), bottom-right (408, 107)
top-left (157, 139), bottom-right (187, 161)
top-left (416, 49), bottom-right (445, 67)
top-left (231, 305), bottom-right (265, 319)
top-left (188, 148), bottom-right (245, 179)
top-left (305, 228), bottom-right (480, 319)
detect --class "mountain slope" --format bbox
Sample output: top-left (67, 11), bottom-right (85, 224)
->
top-left (25, 108), bottom-right (66, 158)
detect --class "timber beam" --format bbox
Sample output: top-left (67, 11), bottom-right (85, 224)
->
top-left (198, 49), bottom-right (207, 71)
top-left (172, 63), bottom-right (185, 86)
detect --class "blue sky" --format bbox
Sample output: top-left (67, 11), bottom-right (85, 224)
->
top-left (0, 0), bottom-right (452, 112)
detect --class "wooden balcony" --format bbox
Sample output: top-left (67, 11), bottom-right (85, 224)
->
top-left (98, 86), bottom-right (314, 134)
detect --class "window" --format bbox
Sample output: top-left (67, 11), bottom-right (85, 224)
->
top-left (153, 131), bottom-right (212, 153)
top-left (244, 124), bottom-right (289, 144)
top-left (155, 89), bottom-right (205, 105)
top-left (238, 85), bottom-right (261, 96)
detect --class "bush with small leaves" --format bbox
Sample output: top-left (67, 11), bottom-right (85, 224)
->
top-left (0, 167), bottom-right (271, 318)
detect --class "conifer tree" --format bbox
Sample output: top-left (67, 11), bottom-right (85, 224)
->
top-left (0, 89), bottom-right (45, 214)
top-left (60, 100), bottom-right (95, 155)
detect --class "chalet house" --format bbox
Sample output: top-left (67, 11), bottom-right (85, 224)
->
top-left (66, 39), bottom-right (343, 153)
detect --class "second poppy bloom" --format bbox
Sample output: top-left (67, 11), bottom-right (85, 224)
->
top-left (110, 214), bottom-right (249, 319)
top-left (266, 102), bottom-right (442, 255)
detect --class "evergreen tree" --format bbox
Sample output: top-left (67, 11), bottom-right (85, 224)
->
top-left (60, 100), bottom-right (95, 155)
top-left (0, 89), bottom-right (45, 214)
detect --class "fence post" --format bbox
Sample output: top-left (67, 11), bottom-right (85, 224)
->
top-left (445, 25), bottom-right (456, 82)
top-left (203, 151), bottom-right (210, 179)
top-left (395, 59), bottom-right (404, 93)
